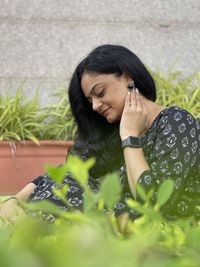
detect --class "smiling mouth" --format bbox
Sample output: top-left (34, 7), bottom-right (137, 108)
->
top-left (102, 108), bottom-right (111, 116)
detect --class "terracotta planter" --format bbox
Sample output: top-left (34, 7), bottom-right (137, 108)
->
top-left (0, 140), bottom-right (74, 194)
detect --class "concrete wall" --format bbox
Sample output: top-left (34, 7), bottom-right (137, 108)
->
top-left (0, 0), bottom-right (199, 103)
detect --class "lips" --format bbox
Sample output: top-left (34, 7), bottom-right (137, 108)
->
top-left (102, 108), bottom-right (110, 116)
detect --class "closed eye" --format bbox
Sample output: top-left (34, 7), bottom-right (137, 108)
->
top-left (97, 90), bottom-right (105, 97)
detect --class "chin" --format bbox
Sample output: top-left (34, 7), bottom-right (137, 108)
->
top-left (105, 110), bottom-right (121, 123)
top-left (107, 118), bottom-right (115, 123)
top-left (106, 116), bottom-right (119, 123)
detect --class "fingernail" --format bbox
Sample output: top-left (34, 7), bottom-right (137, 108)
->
top-left (128, 91), bottom-right (130, 96)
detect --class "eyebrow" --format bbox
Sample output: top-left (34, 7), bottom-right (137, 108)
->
top-left (86, 82), bottom-right (102, 99)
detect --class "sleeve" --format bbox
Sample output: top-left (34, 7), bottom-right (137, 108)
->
top-left (29, 146), bottom-right (78, 187)
top-left (30, 163), bottom-right (68, 186)
top-left (136, 109), bottom-right (200, 205)
top-left (30, 175), bottom-right (45, 186)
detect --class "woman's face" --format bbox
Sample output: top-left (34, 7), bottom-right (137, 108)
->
top-left (81, 72), bottom-right (129, 123)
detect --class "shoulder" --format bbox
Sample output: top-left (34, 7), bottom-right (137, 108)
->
top-left (157, 106), bottom-right (200, 133)
top-left (144, 106), bottom-right (200, 148)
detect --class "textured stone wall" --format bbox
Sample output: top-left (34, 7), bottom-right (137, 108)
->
top-left (0, 0), bottom-right (199, 103)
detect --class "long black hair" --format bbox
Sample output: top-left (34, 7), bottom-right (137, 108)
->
top-left (68, 44), bottom-right (156, 177)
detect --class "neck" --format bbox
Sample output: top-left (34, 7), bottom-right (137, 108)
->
top-left (142, 97), bottom-right (166, 130)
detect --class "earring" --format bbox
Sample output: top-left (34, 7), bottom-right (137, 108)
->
top-left (127, 82), bottom-right (136, 91)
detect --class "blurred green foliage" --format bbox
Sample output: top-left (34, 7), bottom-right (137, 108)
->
top-left (0, 154), bottom-right (200, 267)
top-left (153, 70), bottom-right (200, 120)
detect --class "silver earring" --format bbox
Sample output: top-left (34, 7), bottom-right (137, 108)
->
top-left (127, 82), bottom-right (136, 91)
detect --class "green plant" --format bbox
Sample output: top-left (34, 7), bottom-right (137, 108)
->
top-left (1, 70), bottom-right (199, 143)
top-left (0, 89), bottom-right (45, 143)
top-left (152, 70), bottom-right (200, 119)
top-left (0, 88), bottom-right (76, 142)
top-left (42, 90), bottom-right (76, 140)
top-left (0, 155), bottom-right (199, 267)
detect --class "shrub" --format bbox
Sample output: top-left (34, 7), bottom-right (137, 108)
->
top-left (0, 88), bottom-right (76, 143)
top-left (0, 155), bottom-right (199, 267)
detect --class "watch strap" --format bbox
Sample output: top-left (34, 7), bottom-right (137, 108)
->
top-left (121, 136), bottom-right (144, 149)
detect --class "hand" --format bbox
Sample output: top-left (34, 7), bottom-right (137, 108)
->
top-left (0, 198), bottom-right (26, 225)
top-left (120, 89), bottom-right (149, 140)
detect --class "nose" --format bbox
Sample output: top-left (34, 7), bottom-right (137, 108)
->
top-left (92, 97), bottom-right (102, 111)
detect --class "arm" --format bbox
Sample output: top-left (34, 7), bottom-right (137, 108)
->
top-left (120, 89), bottom-right (150, 197)
top-left (4, 174), bottom-right (43, 202)
top-left (15, 182), bottom-right (37, 201)
top-left (120, 89), bottom-right (199, 216)
top-left (122, 107), bottom-right (199, 217)
top-left (123, 147), bottom-right (150, 198)
top-left (0, 177), bottom-right (42, 223)
top-left (135, 111), bottom-right (199, 206)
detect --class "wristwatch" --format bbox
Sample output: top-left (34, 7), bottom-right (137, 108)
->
top-left (121, 136), bottom-right (145, 149)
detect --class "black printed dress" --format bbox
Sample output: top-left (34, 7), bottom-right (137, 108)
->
top-left (29, 106), bottom-right (200, 221)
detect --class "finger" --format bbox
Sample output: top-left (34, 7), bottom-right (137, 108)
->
top-left (125, 91), bottom-right (131, 108)
top-left (130, 88), bottom-right (137, 107)
top-left (128, 91), bottom-right (132, 107)
top-left (135, 88), bottom-right (142, 109)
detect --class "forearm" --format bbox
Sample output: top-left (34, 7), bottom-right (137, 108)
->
top-left (123, 147), bottom-right (150, 197)
top-left (15, 183), bottom-right (37, 201)
top-left (0, 183), bottom-right (36, 222)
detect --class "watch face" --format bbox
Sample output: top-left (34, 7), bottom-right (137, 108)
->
top-left (130, 137), bottom-right (141, 146)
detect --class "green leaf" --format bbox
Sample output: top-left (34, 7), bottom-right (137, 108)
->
top-left (45, 164), bottom-right (68, 184)
top-left (21, 200), bottom-right (66, 218)
top-left (156, 179), bottom-right (174, 209)
top-left (136, 183), bottom-right (147, 202)
top-left (100, 173), bottom-right (122, 209)
top-left (45, 155), bottom-right (95, 188)
top-left (185, 228), bottom-right (200, 249)
top-left (52, 184), bottom-right (69, 205)
top-left (84, 189), bottom-right (100, 212)
top-left (65, 155), bottom-right (96, 188)
top-left (126, 198), bottom-right (161, 220)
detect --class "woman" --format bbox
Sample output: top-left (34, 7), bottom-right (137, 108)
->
top-left (1, 44), bottom-right (200, 223)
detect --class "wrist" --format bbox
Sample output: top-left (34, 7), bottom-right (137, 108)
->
top-left (121, 134), bottom-right (139, 141)
top-left (121, 136), bottom-right (145, 149)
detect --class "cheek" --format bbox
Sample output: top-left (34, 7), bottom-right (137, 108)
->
top-left (110, 103), bottom-right (124, 122)
top-left (116, 94), bottom-right (126, 111)
top-left (112, 91), bottom-right (126, 106)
